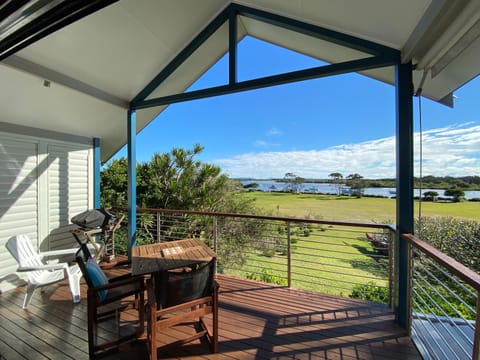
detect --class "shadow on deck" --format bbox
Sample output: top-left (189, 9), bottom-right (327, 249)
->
top-left (0, 271), bottom-right (421, 359)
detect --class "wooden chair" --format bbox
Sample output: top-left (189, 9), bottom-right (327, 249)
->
top-left (76, 244), bottom-right (145, 359)
top-left (147, 259), bottom-right (219, 360)
top-left (5, 234), bottom-right (82, 308)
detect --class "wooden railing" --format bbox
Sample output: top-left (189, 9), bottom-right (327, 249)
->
top-left (113, 206), bottom-right (394, 304)
top-left (403, 233), bottom-right (480, 360)
top-left (111, 206), bottom-right (480, 359)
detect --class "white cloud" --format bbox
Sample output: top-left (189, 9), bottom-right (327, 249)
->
top-left (254, 140), bottom-right (280, 148)
top-left (213, 123), bottom-right (480, 179)
top-left (267, 127), bottom-right (282, 136)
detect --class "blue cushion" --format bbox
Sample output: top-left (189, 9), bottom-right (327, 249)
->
top-left (85, 258), bottom-right (108, 301)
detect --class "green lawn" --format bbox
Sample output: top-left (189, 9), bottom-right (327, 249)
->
top-left (223, 220), bottom-right (390, 299)
top-left (226, 191), bottom-right (478, 300)
top-left (242, 191), bottom-right (479, 222)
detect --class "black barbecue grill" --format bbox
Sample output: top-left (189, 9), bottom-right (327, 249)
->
top-left (70, 208), bottom-right (124, 263)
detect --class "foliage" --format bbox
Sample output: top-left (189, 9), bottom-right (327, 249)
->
top-left (243, 182), bottom-right (259, 190)
top-left (100, 158), bottom-right (128, 207)
top-left (102, 144), bottom-right (253, 213)
top-left (137, 144), bottom-right (232, 211)
top-left (415, 216), bottom-right (480, 271)
top-left (346, 173), bottom-right (364, 198)
top-left (358, 175), bottom-right (480, 190)
top-left (423, 191), bottom-right (439, 201)
top-left (412, 259), bottom-right (476, 319)
top-left (246, 269), bottom-right (287, 286)
top-left (283, 172), bottom-right (304, 193)
top-left (328, 172), bottom-right (344, 195)
top-left (419, 175), bottom-right (480, 190)
top-left (211, 215), bottom-right (269, 269)
top-left (444, 188), bottom-right (465, 202)
top-left (349, 281), bottom-right (389, 304)
top-left (101, 145), bottom-right (262, 263)
top-left (413, 216), bottom-right (480, 320)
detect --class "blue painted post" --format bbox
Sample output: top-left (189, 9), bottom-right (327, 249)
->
top-left (127, 109), bottom-right (137, 259)
top-left (395, 61), bottom-right (414, 328)
top-left (93, 137), bottom-right (101, 208)
top-left (228, 8), bottom-right (237, 85)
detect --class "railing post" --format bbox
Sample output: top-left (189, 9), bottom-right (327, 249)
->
top-left (213, 215), bottom-right (218, 254)
top-left (406, 238), bottom-right (413, 334)
top-left (286, 221), bottom-right (291, 288)
top-left (473, 295), bottom-right (480, 360)
top-left (395, 60), bottom-right (414, 328)
top-left (388, 228), bottom-right (395, 309)
top-left (156, 211), bottom-right (161, 243)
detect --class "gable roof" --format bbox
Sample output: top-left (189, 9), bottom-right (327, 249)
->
top-left (1, 0), bottom-right (479, 162)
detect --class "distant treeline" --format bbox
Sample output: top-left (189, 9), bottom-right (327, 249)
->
top-left (265, 175), bottom-right (480, 190)
top-left (365, 176), bottom-right (480, 190)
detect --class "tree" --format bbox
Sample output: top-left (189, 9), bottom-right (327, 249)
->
top-left (100, 157), bottom-right (128, 207)
top-left (444, 188), bottom-right (465, 202)
top-left (101, 145), bottom-right (262, 268)
top-left (102, 144), bottom-right (252, 212)
top-left (283, 172), bottom-right (304, 193)
top-left (423, 191), bottom-right (439, 202)
top-left (328, 172), bottom-right (344, 195)
top-left (346, 173), bottom-right (364, 198)
top-left (243, 182), bottom-right (259, 190)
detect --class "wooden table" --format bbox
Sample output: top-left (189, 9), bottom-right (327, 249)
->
top-left (131, 238), bottom-right (217, 276)
top-left (131, 238), bottom-right (217, 309)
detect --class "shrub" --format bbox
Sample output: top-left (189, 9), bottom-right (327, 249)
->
top-left (416, 217), bottom-right (480, 271)
top-left (246, 269), bottom-right (287, 286)
top-left (350, 281), bottom-right (389, 304)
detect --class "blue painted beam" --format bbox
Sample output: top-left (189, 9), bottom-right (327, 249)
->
top-left (131, 3), bottom-right (399, 107)
top-left (232, 3), bottom-right (397, 58)
top-left (395, 61), bottom-right (414, 328)
top-left (131, 4), bottom-right (230, 104)
top-left (93, 137), bottom-right (101, 208)
top-left (229, 8), bottom-right (238, 85)
top-left (127, 109), bottom-right (137, 259)
top-left (132, 55), bottom-right (398, 110)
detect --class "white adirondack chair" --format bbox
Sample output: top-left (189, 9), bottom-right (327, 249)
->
top-left (6, 234), bottom-right (83, 308)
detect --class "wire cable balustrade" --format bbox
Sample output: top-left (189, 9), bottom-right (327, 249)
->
top-left (110, 207), bottom-right (480, 359)
top-left (403, 233), bottom-right (480, 360)
top-left (113, 207), bottom-right (394, 305)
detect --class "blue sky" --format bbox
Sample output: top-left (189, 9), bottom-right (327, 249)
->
top-left (115, 37), bottom-right (479, 179)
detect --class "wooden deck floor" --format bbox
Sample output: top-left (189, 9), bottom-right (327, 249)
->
top-left (0, 271), bottom-right (422, 360)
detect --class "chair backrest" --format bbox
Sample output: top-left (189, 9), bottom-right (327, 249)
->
top-left (6, 234), bottom-right (47, 283)
top-left (75, 244), bottom-right (109, 301)
top-left (161, 259), bottom-right (215, 308)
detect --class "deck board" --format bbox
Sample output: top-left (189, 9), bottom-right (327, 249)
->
top-left (0, 271), bottom-right (421, 359)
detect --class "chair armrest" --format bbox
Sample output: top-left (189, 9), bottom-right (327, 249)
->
top-left (39, 248), bottom-right (79, 258)
top-left (17, 263), bottom-right (69, 272)
top-left (92, 274), bottom-right (144, 292)
top-left (108, 273), bottom-right (134, 282)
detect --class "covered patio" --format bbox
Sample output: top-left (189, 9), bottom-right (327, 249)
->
top-left (1, 1), bottom-right (480, 359)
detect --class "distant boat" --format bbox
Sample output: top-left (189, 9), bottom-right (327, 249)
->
top-left (389, 190), bottom-right (396, 195)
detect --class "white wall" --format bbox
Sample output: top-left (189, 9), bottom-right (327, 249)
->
top-left (0, 130), bottom-right (93, 292)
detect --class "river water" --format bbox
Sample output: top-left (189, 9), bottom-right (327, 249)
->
top-left (241, 180), bottom-right (480, 200)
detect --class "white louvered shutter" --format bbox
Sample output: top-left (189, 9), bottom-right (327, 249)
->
top-left (0, 136), bottom-right (39, 276)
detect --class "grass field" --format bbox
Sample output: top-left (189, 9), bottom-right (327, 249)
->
top-left (241, 191), bottom-right (480, 222)
top-left (226, 191), bottom-right (478, 300)
top-left (225, 223), bottom-right (390, 298)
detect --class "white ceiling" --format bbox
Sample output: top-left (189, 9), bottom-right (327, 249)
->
top-left (1, 0), bottom-right (479, 162)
